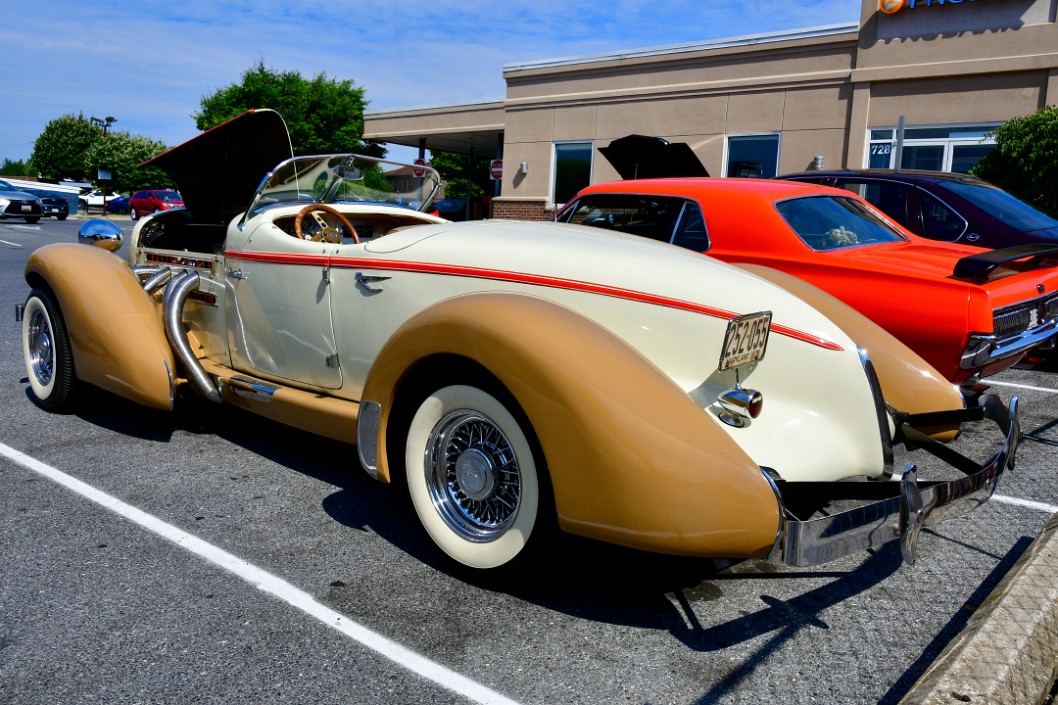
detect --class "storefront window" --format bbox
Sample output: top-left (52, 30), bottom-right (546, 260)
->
top-left (553, 142), bottom-right (593, 204)
top-left (865, 124), bottom-right (997, 172)
top-left (726, 134), bottom-right (780, 178)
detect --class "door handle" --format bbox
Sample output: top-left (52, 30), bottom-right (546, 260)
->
top-left (356, 272), bottom-right (390, 292)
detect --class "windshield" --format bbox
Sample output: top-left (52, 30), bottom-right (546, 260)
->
top-left (776, 195), bottom-right (909, 251)
top-left (244, 154), bottom-right (441, 223)
top-left (938, 180), bottom-right (1058, 232)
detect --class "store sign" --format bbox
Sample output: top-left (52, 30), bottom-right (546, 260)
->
top-left (880, 0), bottom-right (981, 13)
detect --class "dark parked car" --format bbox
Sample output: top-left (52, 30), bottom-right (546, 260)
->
top-left (0, 179), bottom-right (43, 223)
top-left (38, 194), bottom-right (69, 220)
top-left (433, 197), bottom-right (468, 221)
top-left (106, 195), bottom-right (131, 214)
top-left (129, 189), bottom-right (184, 220)
top-left (779, 169), bottom-right (1058, 249)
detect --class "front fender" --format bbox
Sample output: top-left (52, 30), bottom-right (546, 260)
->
top-left (25, 243), bottom-right (175, 410)
top-left (362, 292), bottom-right (781, 559)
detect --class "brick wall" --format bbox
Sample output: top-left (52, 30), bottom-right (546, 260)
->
top-left (491, 200), bottom-right (554, 221)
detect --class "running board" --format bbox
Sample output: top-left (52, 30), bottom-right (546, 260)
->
top-left (198, 360), bottom-right (361, 446)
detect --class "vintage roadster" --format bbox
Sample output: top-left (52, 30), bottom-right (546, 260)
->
top-left (20, 110), bottom-right (1019, 572)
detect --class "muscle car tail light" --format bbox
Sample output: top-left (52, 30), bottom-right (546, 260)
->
top-left (717, 386), bottom-right (763, 427)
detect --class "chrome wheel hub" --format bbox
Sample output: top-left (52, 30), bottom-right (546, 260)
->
top-left (27, 309), bottom-right (54, 386)
top-left (426, 410), bottom-right (521, 542)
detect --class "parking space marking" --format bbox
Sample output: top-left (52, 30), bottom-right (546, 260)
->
top-left (0, 239), bottom-right (22, 247)
top-left (992, 494), bottom-right (1058, 514)
top-left (987, 379), bottom-right (1058, 394)
top-left (0, 441), bottom-right (522, 705)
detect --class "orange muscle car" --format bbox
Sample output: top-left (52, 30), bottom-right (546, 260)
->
top-left (557, 178), bottom-right (1058, 382)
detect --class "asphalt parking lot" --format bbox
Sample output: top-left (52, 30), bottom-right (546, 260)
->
top-left (1, 217), bottom-right (1057, 705)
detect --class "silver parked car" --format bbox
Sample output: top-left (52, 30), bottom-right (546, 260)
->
top-left (0, 179), bottom-right (43, 224)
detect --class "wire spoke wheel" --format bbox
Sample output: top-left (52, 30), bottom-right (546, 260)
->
top-left (427, 409), bottom-right (522, 541)
top-left (406, 384), bottom-right (543, 570)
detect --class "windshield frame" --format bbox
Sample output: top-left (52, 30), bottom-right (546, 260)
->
top-left (241, 154), bottom-right (442, 226)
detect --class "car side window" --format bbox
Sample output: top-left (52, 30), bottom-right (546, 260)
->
top-left (917, 189), bottom-right (967, 241)
top-left (559, 195), bottom-right (686, 244)
top-left (672, 201), bottom-right (709, 251)
top-left (834, 180), bottom-right (908, 228)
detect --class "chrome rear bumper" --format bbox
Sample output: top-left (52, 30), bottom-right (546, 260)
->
top-left (769, 393), bottom-right (1019, 567)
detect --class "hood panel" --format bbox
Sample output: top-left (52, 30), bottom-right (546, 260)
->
top-left (141, 109), bottom-right (293, 225)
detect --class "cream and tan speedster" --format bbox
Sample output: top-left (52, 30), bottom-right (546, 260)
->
top-left (20, 110), bottom-right (1018, 572)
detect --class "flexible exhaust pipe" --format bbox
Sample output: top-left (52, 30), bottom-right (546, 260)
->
top-left (141, 267), bottom-right (174, 295)
top-left (162, 271), bottom-right (223, 404)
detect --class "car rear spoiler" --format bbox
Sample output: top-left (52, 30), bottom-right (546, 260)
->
top-left (768, 392), bottom-right (1019, 567)
top-left (953, 244), bottom-right (1058, 280)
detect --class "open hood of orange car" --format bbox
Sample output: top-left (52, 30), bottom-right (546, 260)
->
top-left (598, 134), bottom-right (710, 180)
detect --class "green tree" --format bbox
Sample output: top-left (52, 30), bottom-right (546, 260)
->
top-left (0, 158), bottom-right (33, 177)
top-left (429, 150), bottom-right (492, 200)
top-left (971, 105), bottom-right (1058, 216)
top-left (195, 61), bottom-right (381, 157)
top-left (82, 132), bottom-right (172, 193)
top-left (31, 114), bottom-right (99, 182)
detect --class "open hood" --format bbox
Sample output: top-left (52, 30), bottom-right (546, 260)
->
top-left (598, 134), bottom-right (710, 180)
top-left (140, 109), bottom-right (293, 225)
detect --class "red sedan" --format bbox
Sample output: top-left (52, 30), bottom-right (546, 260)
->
top-left (557, 178), bottom-right (1058, 382)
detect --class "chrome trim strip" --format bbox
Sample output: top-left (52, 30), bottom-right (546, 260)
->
top-left (227, 376), bottom-right (277, 402)
top-left (769, 393), bottom-right (1018, 567)
top-left (357, 401), bottom-right (382, 480)
top-left (858, 346), bottom-right (894, 467)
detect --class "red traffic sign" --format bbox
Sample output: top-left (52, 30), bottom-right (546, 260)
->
top-left (490, 159), bottom-right (503, 180)
top-left (413, 158), bottom-right (426, 177)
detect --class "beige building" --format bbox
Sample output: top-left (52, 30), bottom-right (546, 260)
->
top-left (364, 0), bottom-right (1058, 220)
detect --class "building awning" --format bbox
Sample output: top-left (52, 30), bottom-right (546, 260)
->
top-left (364, 101), bottom-right (505, 156)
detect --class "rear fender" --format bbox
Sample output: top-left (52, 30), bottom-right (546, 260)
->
top-left (361, 292), bottom-right (781, 558)
top-left (25, 243), bottom-right (176, 410)
top-left (736, 264), bottom-right (964, 423)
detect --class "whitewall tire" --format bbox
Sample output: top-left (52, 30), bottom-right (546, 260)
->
top-left (405, 384), bottom-right (542, 570)
top-left (22, 289), bottom-right (76, 411)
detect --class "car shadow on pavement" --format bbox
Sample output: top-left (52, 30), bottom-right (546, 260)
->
top-left (48, 382), bottom-right (1037, 705)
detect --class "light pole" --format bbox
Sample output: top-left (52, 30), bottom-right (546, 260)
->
top-left (90, 116), bottom-right (118, 214)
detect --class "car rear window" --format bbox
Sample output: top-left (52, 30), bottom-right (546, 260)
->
top-left (775, 195), bottom-right (908, 251)
top-left (938, 181), bottom-right (1058, 232)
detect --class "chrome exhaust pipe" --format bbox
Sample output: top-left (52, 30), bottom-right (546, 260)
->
top-left (163, 271), bottom-right (223, 404)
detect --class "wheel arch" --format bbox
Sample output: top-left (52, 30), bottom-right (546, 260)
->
top-left (361, 291), bottom-right (781, 559)
top-left (25, 243), bottom-right (176, 410)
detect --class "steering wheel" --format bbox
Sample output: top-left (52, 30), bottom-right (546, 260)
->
top-left (294, 204), bottom-right (360, 244)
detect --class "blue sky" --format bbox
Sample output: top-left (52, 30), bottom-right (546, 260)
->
top-left (3, 0), bottom-right (860, 168)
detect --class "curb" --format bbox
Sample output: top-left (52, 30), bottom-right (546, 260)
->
top-left (899, 511), bottom-right (1058, 705)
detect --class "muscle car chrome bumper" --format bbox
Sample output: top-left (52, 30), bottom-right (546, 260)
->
top-left (960, 322), bottom-right (1058, 370)
top-left (768, 393), bottom-right (1019, 567)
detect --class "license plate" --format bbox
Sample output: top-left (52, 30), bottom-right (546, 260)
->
top-left (21, 205), bottom-right (31, 212)
top-left (719, 311), bottom-right (772, 371)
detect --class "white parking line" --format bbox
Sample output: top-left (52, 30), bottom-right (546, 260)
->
top-left (988, 379), bottom-right (1058, 394)
top-left (992, 494), bottom-right (1058, 514)
top-left (0, 239), bottom-right (22, 247)
top-left (0, 442), bottom-right (522, 705)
